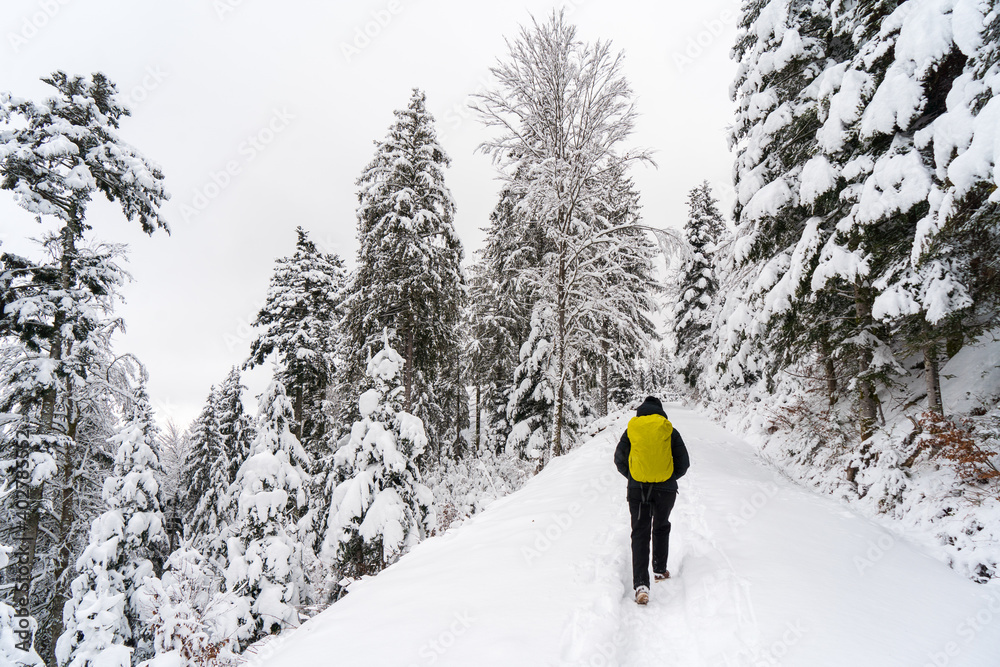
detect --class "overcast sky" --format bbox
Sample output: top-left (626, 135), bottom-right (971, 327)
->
top-left (1, 0), bottom-right (739, 429)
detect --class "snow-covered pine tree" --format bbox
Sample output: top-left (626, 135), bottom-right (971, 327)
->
top-left (722, 0), bottom-right (893, 431)
top-left (0, 69), bottom-right (168, 461)
top-left (504, 304), bottom-right (562, 461)
top-left (803, 0), bottom-right (945, 436)
top-left (247, 227), bottom-right (345, 453)
top-left (467, 183), bottom-right (545, 453)
top-left (0, 72), bottom-right (168, 660)
top-left (321, 342), bottom-right (434, 587)
top-left (188, 368), bottom-right (255, 562)
top-left (182, 387), bottom-right (223, 542)
top-left (55, 394), bottom-right (167, 666)
top-left (244, 228), bottom-right (346, 590)
top-left (215, 368), bottom-right (254, 489)
top-left (0, 238), bottom-right (149, 660)
top-left (851, 0), bottom-right (1000, 416)
top-left (0, 483), bottom-right (45, 666)
top-left (0, 72), bottom-right (168, 241)
top-left (720, 0), bottom-right (851, 403)
top-left (789, 0), bottom-right (1000, 433)
top-left (673, 181), bottom-right (727, 390)
top-left (929, 4), bottom-right (1000, 339)
top-left (155, 421), bottom-right (189, 552)
top-left (224, 379), bottom-right (310, 642)
top-left (338, 89), bottom-right (465, 454)
top-left (136, 545), bottom-right (252, 667)
top-left (474, 11), bottom-right (658, 457)
top-left (723, 0), bottom-right (1000, 444)
top-left (585, 164), bottom-right (660, 415)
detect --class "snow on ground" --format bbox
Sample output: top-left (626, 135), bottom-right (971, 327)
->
top-left (714, 331), bottom-right (1000, 582)
top-left (258, 407), bottom-right (1000, 667)
top-left (942, 333), bottom-right (1000, 416)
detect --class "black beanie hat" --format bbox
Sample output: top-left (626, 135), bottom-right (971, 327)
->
top-left (636, 395), bottom-right (667, 418)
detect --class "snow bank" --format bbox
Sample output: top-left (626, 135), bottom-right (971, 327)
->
top-left (705, 331), bottom-right (1000, 585)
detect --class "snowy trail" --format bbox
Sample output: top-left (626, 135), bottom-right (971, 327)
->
top-left (259, 406), bottom-right (1000, 667)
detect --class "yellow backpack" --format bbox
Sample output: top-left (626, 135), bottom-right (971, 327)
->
top-left (627, 414), bottom-right (674, 483)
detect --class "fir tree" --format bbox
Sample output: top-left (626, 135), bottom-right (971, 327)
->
top-left (321, 342), bottom-right (434, 586)
top-left (792, 0), bottom-right (992, 431)
top-left (338, 88), bottom-right (465, 453)
top-left (722, 0), bottom-right (881, 425)
top-left (722, 0), bottom-right (1000, 450)
top-left (467, 183), bottom-right (545, 452)
top-left (188, 368), bottom-right (255, 561)
top-left (55, 395), bottom-right (167, 666)
top-left (216, 369), bottom-right (254, 487)
top-left (504, 305), bottom-right (562, 461)
top-left (224, 380), bottom-right (310, 641)
top-left (721, 0), bottom-right (848, 397)
top-left (853, 1), bottom-right (1000, 416)
top-left (182, 387), bottom-right (223, 541)
top-left (247, 228), bottom-right (345, 452)
top-left (673, 182), bottom-right (727, 389)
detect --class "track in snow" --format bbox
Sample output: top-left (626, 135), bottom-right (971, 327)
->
top-left (260, 406), bottom-right (1000, 667)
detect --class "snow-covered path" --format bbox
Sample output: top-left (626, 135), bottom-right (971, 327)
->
top-left (260, 407), bottom-right (1000, 666)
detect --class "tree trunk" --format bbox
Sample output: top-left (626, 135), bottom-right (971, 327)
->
top-left (853, 280), bottom-right (878, 442)
top-left (21, 479), bottom-right (43, 605)
top-left (923, 339), bottom-right (944, 416)
top-left (293, 384), bottom-right (304, 440)
top-left (14, 434), bottom-right (45, 653)
top-left (404, 326), bottom-right (414, 412)
top-left (453, 375), bottom-right (464, 459)
top-left (37, 225), bottom-right (76, 436)
top-left (601, 340), bottom-right (609, 417)
top-left (38, 220), bottom-right (79, 660)
top-left (552, 257), bottom-right (566, 458)
top-left (818, 340), bottom-right (837, 407)
top-left (474, 384), bottom-right (481, 453)
top-left (48, 423), bottom-right (76, 663)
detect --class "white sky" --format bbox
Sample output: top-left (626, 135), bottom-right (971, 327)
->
top-left (1, 0), bottom-right (739, 429)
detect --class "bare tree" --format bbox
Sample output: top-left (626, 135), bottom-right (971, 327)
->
top-left (473, 11), bottom-right (657, 458)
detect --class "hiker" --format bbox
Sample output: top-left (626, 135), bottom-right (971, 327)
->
top-left (614, 395), bottom-right (690, 605)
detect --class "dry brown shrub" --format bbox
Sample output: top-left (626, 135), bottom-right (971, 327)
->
top-left (763, 400), bottom-right (853, 467)
top-left (919, 412), bottom-right (1000, 499)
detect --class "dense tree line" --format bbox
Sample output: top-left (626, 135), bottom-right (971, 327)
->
top-left (693, 0), bottom-right (1000, 478)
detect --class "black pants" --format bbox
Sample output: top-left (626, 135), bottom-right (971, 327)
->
top-left (628, 486), bottom-right (677, 590)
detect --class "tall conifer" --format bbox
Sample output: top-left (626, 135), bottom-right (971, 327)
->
top-left (338, 89), bottom-right (465, 452)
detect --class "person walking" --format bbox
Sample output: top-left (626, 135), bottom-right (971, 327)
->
top-left (614, 395), bottom-right (690, 605)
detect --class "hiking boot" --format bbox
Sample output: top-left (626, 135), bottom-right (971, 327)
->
top-left (654, 570), bottom-right (670, 582)
top-left (635, 586), bottom-right (649, 605)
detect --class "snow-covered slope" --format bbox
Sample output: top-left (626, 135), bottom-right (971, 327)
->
top-left (259, 407), bottom-right (1000, 666)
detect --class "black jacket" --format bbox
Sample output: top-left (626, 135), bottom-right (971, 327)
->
top-left (614, 396), bottom-right (690, 493)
